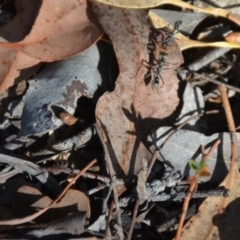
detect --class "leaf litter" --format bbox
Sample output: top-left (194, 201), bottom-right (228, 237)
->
top-left (0, 0), bottom-right (103, 94)
top-left (93, 4), bottom-right (183, 195)
top-left (0, 0), bottom-right (240, 239)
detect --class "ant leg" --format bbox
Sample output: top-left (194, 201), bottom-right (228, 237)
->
top-left (131, 59), bottom-right (157, 79)
top-left (142, 59), bottom-right (158, 68)
top-left (142, 59), bottom-right (159, 80)
top-left (156, 75), bottom-right (165, 94)
top-left (131, 60), bottom-right (146, 79)
top-left (159, 74), bottom-right (164, 88)
top-left (131, 65), bottom-right (141, 79)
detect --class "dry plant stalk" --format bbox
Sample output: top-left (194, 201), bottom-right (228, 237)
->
top-left (175, 139), bottom-right (221, 240)
top-left (176, 84), bottom-right (238, 239)
top-left (127, 148), bottom-right (160, 240)
top-left (204, 84), bottom-right (238, 239)
top-left (95, 124), bottom-right (124, 240)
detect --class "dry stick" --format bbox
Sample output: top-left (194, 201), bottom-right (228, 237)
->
top-left (205, 84), bottom-right (238, 240)
top-left (127, 200), bottom-right (140, 240)
top-left (218, 84), bottom-right (238, 190)
top-left (127, 148), bottom-right (160, 240)
top-left (87, 183), bottom-right (108, 195)
top-left (175, 139), bottom-right (221, 240)
top-left (200, 145), bottom-right (205, 157)
top-left (102, 180), bottom-right (115, 212)
top-left (0, 159), bottom-right (97, 225)
top-left (54, 168), bottom-right (124, 186)
top-left (95, 124), bottom-right (124, 240)
top-left (105, 200), bottom-right (115, 237)
top-left (193, 72), bottom-right (240, 94)
top-left (147, 148), bottom-right (160, 177)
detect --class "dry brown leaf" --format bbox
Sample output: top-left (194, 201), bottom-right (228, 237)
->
top-left (0, 0), bottom-right (43, 94)
top-left (0, 0), bottom-right (103, 94)
top-left (0, 0), bottom-right (103, 61)
top-left (0, 0), bottom-right (41, 42)
top-left (92, 3), bottom-right (183, 194)
top-left (0, 50), bottom-right (42, 94)
top-left (180, 168), bottom-right (240, 240)
top-left (12, 185), bottom-right (91, 223)
top-left (94, 0), bottom-right (240, 26)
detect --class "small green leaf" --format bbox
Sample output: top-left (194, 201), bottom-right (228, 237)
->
top-left (199, 160), bottom-right (207, 170)
top-left (189, 160), bottom-right (198, 171)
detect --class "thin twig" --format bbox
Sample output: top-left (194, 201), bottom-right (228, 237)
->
top-left (95, 124), bottom-right (124, 240)
top-left (43, 166), bottom-right (124, 185)
top-left (127, 148), bottom-right (159, 240)
top-left (218, 84), bottom-right (238, 176)
top-left (0, 159), bottom-right (97, 225)
top-left (193, 72), bottom-right (240, 94)
top-left (147, 148), bottom-right (160, 177)
top-left (87, 183), bottom-right (108, 195)
top-left (204, 140), bottom-right (221, 161)
top-left (105, 200), bottom-right (114, 238)
top-left (127, 200), bottom-right (140, 240)
top-left (175, 139), bottom-right (221, 240)
top-left (205, 84), bottom-right (238, 240)
top-left (218, 84), bottom-right (238, 191)
top-left (102, 180), bottom-right (115, 212)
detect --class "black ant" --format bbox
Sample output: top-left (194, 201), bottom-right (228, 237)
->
top-left (147, 21), bottom-right (182, 91)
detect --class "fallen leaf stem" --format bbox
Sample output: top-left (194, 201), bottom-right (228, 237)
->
top-left (105, 200), bottom-right (114, 238)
